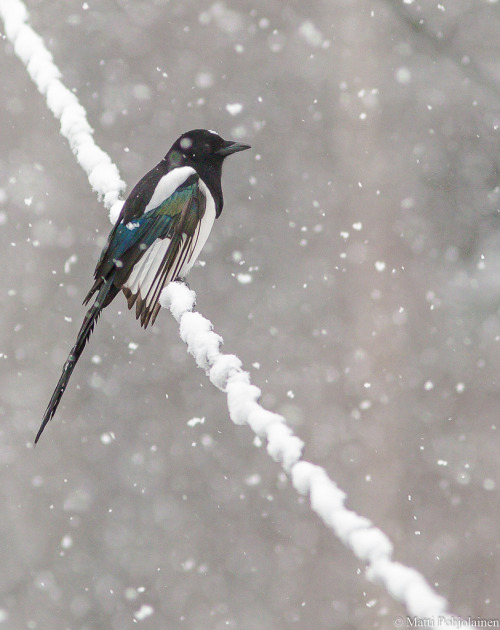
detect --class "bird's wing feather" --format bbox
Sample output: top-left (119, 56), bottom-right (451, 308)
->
top-left (84, 169), bottom-right (200, 303)
top-left (86, 172), bottom-right (206, 326)
top-left (122, 177), bottom-right (207, 327)
top-left (88, 165), bottom-right (164, 279)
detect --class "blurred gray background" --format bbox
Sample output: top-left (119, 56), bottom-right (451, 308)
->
top-left (1, 0), bottom-right (499, 628)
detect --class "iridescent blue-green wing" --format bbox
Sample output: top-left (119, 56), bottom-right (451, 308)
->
top-left (91, 163), bottom-right (170, 277)
top-left (83, 174), bottom-right (200, 307)
top-left (121, 179), bottom-right (207, 327)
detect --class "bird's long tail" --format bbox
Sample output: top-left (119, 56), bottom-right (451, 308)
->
top-left (35, 274), bottom-right (118, 444)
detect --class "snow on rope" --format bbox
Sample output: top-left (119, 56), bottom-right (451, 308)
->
top-left (0, 1), bottom-right (471, 626)
top-left (0, 0), bottom-right (125, 218)
top-left (160, 282), bottom-right (467, 625)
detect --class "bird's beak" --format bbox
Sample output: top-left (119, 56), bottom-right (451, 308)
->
top-left (216, 140), bottom-right (251, 156)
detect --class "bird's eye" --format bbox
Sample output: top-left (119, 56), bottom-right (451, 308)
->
top-left (180, 137), bottom-right (193, 150)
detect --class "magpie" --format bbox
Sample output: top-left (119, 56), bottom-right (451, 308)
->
top-left (36, 129), bottom-right (250, 444)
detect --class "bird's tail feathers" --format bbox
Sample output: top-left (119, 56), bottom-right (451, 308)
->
top-left (35, 275), bottom-right (117, 444)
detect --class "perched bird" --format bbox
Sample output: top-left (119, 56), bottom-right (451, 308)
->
top-left (36, 129), bottom-right (250, 444)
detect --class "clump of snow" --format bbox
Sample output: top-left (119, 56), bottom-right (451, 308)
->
top-left (64, 254), bottom-right (78, 274)
top-left (209, 354), bottom-right (242, 390)
top-left (395, 67), bottom-right (412, 85)
top-left (159, 281), bottom-right (196, 321)
top-left (299, 21), bottom-right (323, 48)
top-left (100, 432), bottom-right (115, 444)
top-left (187, 416), bottom-right (205, 427)
top-left (236, 272), bottom-right (252, 284)
top-left (226, 103), bottom-right (243, 116)
top-left (134, 604), bottom-right (154, 621)
top-left (60, 534), bottom-right (73, 549)
top-left (245, 473), bottom-right (261, 486)
top-left (109, 200), bottom-right (124, 224)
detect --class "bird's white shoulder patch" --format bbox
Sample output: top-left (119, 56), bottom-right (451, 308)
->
top-left (208, 129), bottom-right (220, 136)
top-left (144, 166), bottom-right (197, 213)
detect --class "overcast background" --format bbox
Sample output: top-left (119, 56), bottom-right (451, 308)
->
top-left (1, 0), bottom-right (499, 628)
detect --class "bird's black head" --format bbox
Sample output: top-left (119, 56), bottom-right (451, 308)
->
top-left (165, 129), bottom-right (250, 170)
top-left (164, 129), bottom-right (250, 216)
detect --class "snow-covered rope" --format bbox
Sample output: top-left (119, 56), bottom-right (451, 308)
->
top-left (0, 1), bottom-right (470, 625)
top-left (0, 0), bottom-right (126, 216)
top-left (160, 283), bottom-right (465, 624)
